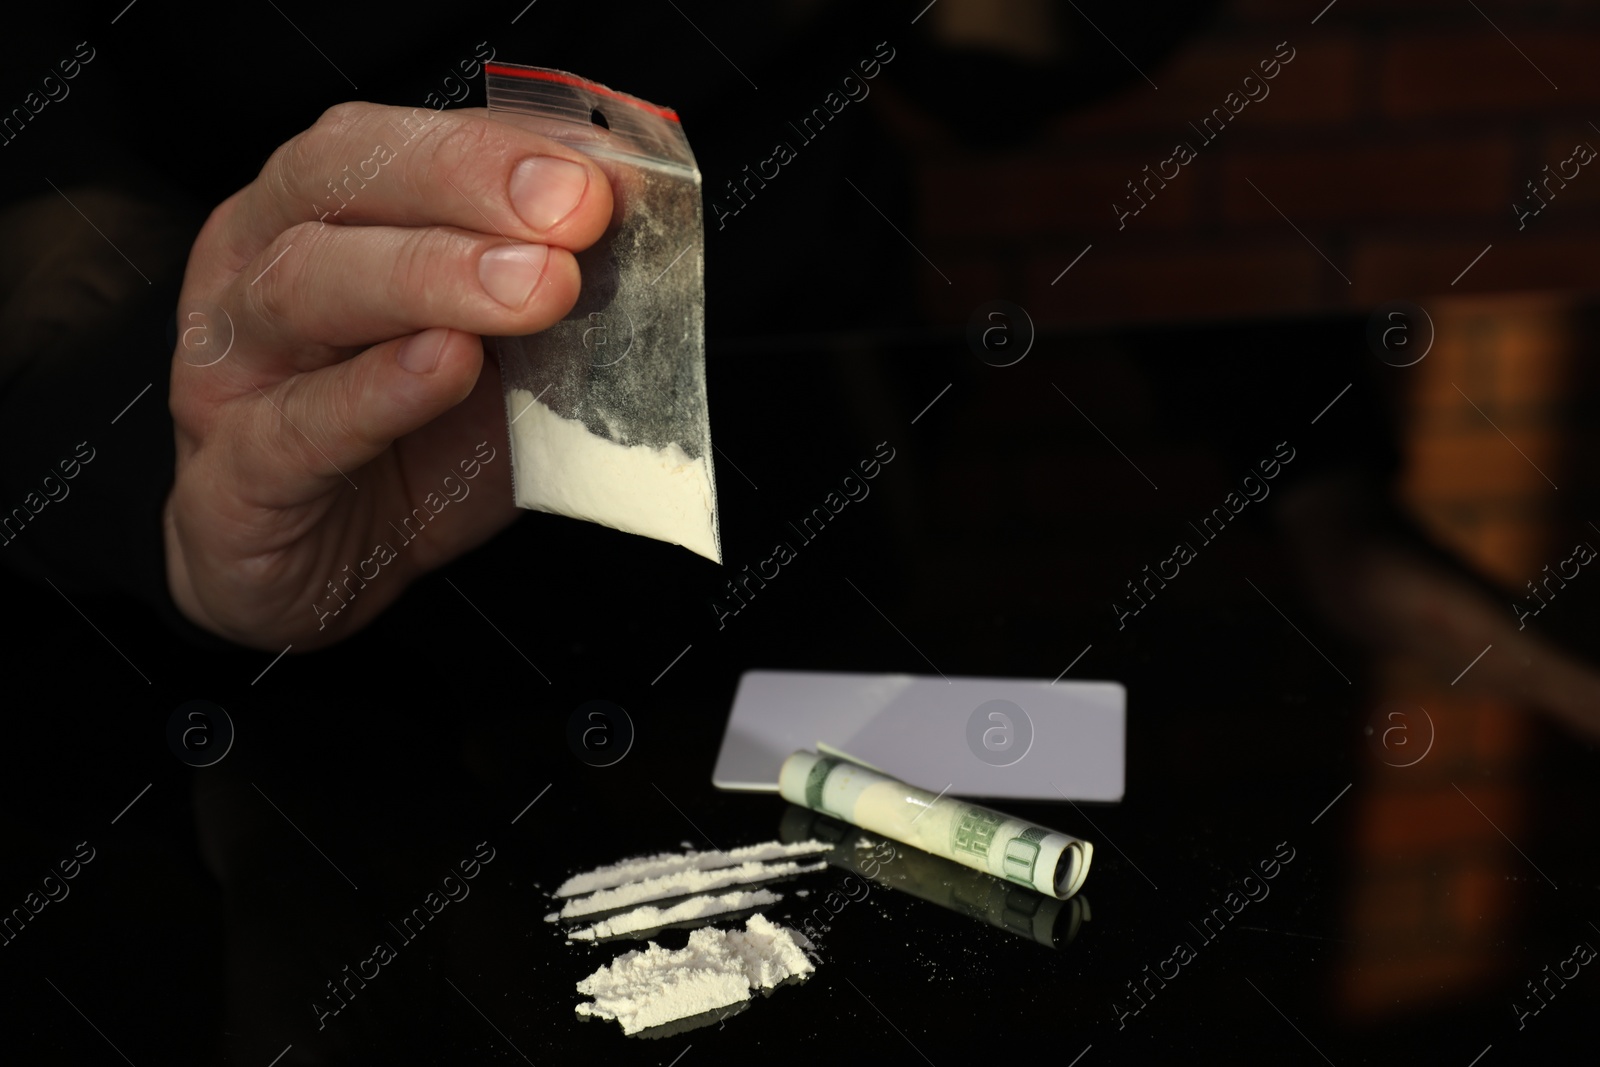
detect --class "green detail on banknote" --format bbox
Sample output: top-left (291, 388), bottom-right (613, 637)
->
top-left (806, 756), bottom-right (839, 813)
top-left (951, 808), bottom-right (1005, 859)
top-left (1002, 825), bottom-right (1048, 886)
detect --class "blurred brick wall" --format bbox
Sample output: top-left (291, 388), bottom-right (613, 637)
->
top-left (902, 0), bottom-right (1600, 327)
top-left (1334, 294), bottom-right (1565, 1020)
top-left (1399, 293), bottom-right (1579, 586)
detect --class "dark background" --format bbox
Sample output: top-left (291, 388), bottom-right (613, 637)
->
top-left (3, 1), bottom-right (1600, 1063)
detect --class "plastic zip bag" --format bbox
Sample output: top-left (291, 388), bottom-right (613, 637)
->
top-left (484, 62), bottom-right (720, 562)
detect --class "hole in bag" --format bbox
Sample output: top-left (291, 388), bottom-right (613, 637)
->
top-left (589, 107), bottom-right (609, 130)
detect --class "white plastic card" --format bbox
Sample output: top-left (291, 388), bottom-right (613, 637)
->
top-left (712, 670), bottom-right (1125, 801)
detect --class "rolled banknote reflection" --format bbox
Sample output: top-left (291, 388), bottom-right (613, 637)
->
top-left (777, 750), bottom-right (1093, 899)
top-left (778, 805), bottom-right (1086, 949)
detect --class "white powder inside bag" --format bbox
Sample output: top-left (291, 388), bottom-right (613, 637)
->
top-left (508, 392), bottom-right (720, 562)
top-left (568, 888), bottom-right (782, 941)
top-left (555, 858), bottom-right (826, 920)
top-left (555, 840), bottom-right (832, 898)
top-left (574, 914), bottom-right (814, 1034)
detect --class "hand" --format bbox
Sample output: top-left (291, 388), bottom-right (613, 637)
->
top-left (164, 102), bottom-right (613, 650)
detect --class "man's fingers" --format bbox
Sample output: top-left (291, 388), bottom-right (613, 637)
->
top-left (234, 328), bottom-right (484, 502)
top-left (229, 222), bottom-right (580, 357)
top-left (223, 103), bottom-right (613, 268)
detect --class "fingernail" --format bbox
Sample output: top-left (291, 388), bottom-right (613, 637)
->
top-left (397, 328), bottom-right (449, 374)
top-left (479, 244), bottom-right (551, 309)
top-left (510, 157), bottom-right (589, 230)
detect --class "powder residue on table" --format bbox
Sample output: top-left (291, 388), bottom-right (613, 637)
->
top-left (507, 392), bottom-right (720, 562)
top-left (574, 914), bottom-right (814, 1034)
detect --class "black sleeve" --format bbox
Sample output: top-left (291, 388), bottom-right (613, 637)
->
top-left (0, 183), bottom-right (235, 648)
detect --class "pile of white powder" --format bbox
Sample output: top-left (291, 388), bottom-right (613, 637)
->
top-left (574, 914), bottom-right (814, 1035)
top-left (508, 392), bottom-right (720, 562)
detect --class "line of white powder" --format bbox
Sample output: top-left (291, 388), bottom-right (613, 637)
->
top-left (567, 888), bottom-right (783, 941)
top-left (554, 839), bottom-right (832, 898)
top-left (553, 858), bottom-right (828, 920)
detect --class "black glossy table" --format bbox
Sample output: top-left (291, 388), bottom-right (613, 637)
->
top-left (5, 325), bottom-right (1598, 1066)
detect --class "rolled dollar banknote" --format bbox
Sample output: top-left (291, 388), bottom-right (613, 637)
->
top-left (777, 805), bottom-right (1086, 949)
top-left (777, 750), bottom-right (1093, 899)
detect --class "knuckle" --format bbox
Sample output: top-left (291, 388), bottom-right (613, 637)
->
top-left (263, 130), bottom-right (315, 212)
top-left (386, 227), bottom-right (442, 306)
top-left (242, 223), bottom-right (317, 327)
top-left (282, 218), bottom-right (327, 246)
top-left (167, 376), bottom-right (204, 434)
top-left (273, 373), bottom-right (341, 469)
top-left (312, 101), bottom-right (368, 139)
top-left (412, 113), bottom-right (497, 191)
top-left (194, 189), bottom-right (253, 271)
top-left (266, 375), bottom-right (321, 466)
top-left (266, 103), bottom-right (365, 202)
top-left (319, 371), bottom-right (361, 449)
